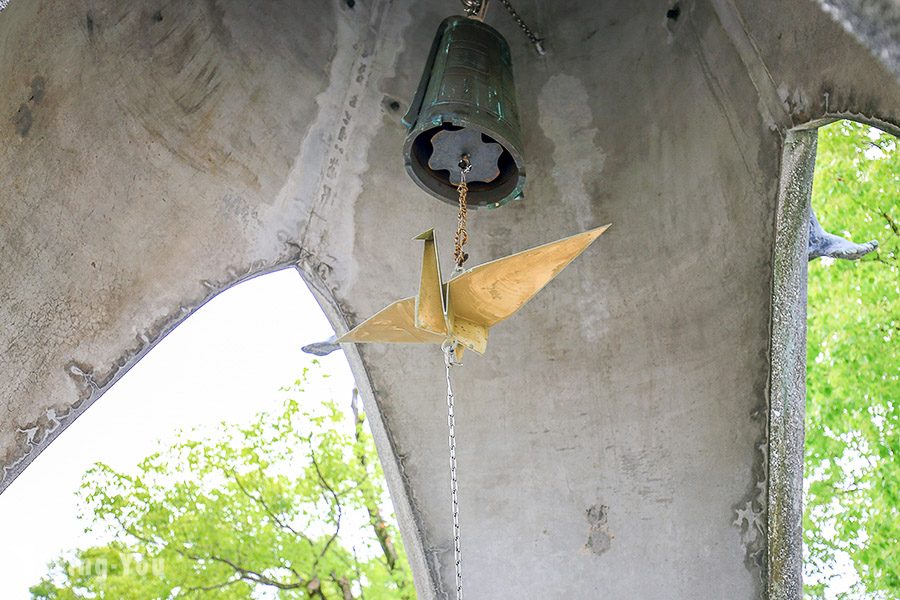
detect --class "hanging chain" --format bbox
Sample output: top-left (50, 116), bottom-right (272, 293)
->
top-left (459, 0), bottom-right (545, 55)
top-left (453, 156), bottom-right (471, 270)
top-left (442, 343), bottom-right (463, 600)
top-left (497, 0), bottom-right (545, 55)
top-left (447, 157), bottom-right (469, 599)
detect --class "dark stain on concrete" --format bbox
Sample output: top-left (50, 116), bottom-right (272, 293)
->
top-left (667, 4), bottom-right (681, 21)
top-left (30, 76), bottom-right (46, 104)
top-left (585, 504), bottom-right (613, 555)
top-left (14, 103), bottom-right (32, 136)
top-left (14, 77), bottom-right (46, 137)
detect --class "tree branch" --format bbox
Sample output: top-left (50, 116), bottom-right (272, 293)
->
top-left (204, 553), bottom-right (308, 591)
top-left (309, 440), bottom-right (342, 567)
top-left (184, 577), bottom-right (242, 592)
top-left (113, 514), bottom-right (309, 592)
top-left (230, 468), bottom-right (314, 546)
top-left (331, 572), bottom-right (355, 600)
top-left (880, 208), bottom-right (899, 236)
top-left (306, 576), bottom-right (329, 599)
top-left (352, 546), bottom-right (367, 600)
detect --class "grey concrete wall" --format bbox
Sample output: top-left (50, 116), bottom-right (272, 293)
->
top-left (1, 0), bottom-right (898, 597)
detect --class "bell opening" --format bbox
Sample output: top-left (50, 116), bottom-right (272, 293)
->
top-left (409, 124), bottom-right (519, 207)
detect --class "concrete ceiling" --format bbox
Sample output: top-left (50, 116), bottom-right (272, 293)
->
top-left (1, 0), bottom-right (898, 597)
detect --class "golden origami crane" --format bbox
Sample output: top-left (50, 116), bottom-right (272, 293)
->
top-left (338, 225), bottom-right (610, 359)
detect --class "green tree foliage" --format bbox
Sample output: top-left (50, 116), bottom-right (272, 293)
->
top-left (31, 367), bottom-right (415, 599)
top-left (804, 121), bottom-right (899, 598)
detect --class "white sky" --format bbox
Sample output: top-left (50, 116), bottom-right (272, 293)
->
top-left (0, 268), bottom-right (356, 597)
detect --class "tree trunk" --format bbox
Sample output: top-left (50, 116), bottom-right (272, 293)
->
top-left (332, 572), bottom-right (355, 600)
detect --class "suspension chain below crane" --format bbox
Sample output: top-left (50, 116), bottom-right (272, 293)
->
top-left (443, 342), bottom-right (463, 600)
top-left (441, 151), bottom-right (475, 600)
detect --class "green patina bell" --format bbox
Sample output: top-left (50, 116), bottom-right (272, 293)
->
top-left (402, 15), bottom-right (526, 209)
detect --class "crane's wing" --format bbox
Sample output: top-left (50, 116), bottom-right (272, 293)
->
top-left (447, 225), bottom-right (609, 327)
top-left (337, 297), bottom-right (446, 344)
top-left (414, 229), bottom-right (449, 336)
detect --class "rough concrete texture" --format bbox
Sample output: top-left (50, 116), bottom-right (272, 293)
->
top-left (817, 0), bottom-right (900, 78)
top-left (1, 0), bottom-right (898, 598)
top-left (767, 130), bottom-right (815, 600)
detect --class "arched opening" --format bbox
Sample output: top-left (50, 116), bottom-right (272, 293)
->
top-left (0, 268), bottom-right (420, 597)
top-left (803, 121), bottom-right (898, 598)
top-left (768, 119), bottom-right (898, 599)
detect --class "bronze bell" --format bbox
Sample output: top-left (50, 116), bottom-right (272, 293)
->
top-left (402, 15), bottom-right (526, 209)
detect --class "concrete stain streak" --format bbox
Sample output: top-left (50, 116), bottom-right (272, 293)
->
top-left (537, 74), bottom-right (604, 231)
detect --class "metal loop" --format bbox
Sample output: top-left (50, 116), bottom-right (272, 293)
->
top-left (460, 0), bottom-right (483, 17)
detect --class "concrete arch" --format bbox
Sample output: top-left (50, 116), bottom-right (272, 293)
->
top-left (297, 260), bottom-right (440, 598)
top-left (2, 251), bottom-right (440, 596)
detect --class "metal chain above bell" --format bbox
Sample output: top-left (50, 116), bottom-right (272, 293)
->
top-left (460, 0), bottom-right (544, 54)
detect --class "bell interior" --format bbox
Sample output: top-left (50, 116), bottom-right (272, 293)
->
top-left (410, 124), bottom-right (519, 206)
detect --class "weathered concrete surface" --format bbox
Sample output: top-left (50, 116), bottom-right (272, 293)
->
top-left (1, 0), bottom-right (898, 597)
top-left (817, 0), bottom-right (900, 78)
